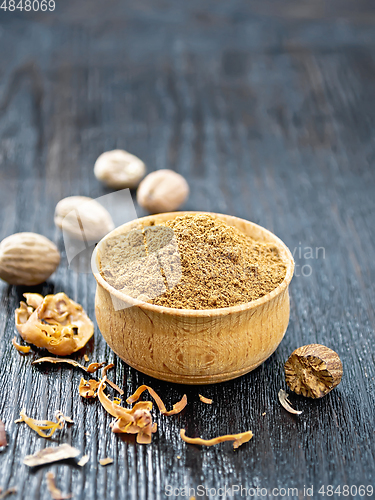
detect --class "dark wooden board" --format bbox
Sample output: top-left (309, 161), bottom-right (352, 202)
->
top-left (1, 1), bottom-right (375, 499)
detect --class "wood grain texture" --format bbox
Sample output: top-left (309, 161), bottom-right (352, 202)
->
top-left (1, 1), bottom-right (375, 499)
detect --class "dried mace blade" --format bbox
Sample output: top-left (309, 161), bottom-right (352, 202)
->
top-left (180, 429), bottom-right (253, 450)
top-left (278, 389), bottom-right (302, 415)
top-left (0, 419), bottom-right (7, 447)
top-left (24, 444), bottom-right (80, 467)
top-left (127, 385), bottom-right (187, 416)
top-left (79, 378), bottom-right (100, 399)
top-left (16, 409), bottom-right (73, 439)
top-left (198, 394), bottom-right (212, 404)
top-left (12, 336), bottom-right (31, 354)
top-left (46, 472), bottom-right (72, 500)
top-left (32, 357), bottom-right (105, 374)
top-left (0, 487), bottom-right (17, 499)
top-left (98, 377), bottom-right (157, 444)
top-left (284, 344), bottom-right (343, 398)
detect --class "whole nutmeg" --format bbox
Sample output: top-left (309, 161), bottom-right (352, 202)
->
top-left (94, 149), bottom-right (146, 189)
top-left (137, 169), bottom-right (189, 213)
top-left (0, 233), bottom-right (60, 286)
top-left (284, 344), bottom-right (343, 398)
top-left (54, 196), bottom-right (114, 241)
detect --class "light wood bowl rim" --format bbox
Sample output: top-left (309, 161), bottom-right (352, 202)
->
top-left (91, 211), bottom-right (294, 317)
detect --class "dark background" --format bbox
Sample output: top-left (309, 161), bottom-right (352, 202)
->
top-left (1, 1), bottom-right (375, 499)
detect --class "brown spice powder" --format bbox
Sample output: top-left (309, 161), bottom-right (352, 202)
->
top-left (99, 214), bottom-right (287, 310)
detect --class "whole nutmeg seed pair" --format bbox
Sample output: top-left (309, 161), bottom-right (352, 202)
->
top-left (94, 149), bottom-right (189, 213)
top-left (0, 153), bottom-right (184, 286)
top-left (0, 197), bottom-right (116, 286)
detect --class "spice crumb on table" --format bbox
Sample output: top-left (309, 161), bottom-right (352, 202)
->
top-left (99, 457), bottom-right (114, 466)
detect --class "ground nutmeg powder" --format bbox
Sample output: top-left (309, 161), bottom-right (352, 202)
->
top-left (99, 214), bottom-right (287, 310)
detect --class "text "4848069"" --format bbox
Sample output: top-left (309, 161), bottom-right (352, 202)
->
top-left (1, 0), bottom-right (55, 11)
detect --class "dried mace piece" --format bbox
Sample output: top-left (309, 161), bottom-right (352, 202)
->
top-left (284, 344), bottom-right (343, 398)
top-left (198, 394), bottom-right (212, 405)
top-left (15, 292), bottom-right (94, 356)
top-left (0, 419), bottom-right (7, 447)
top-left (24, 444), bottom-right (80, 467)
top-left (12, 336), bottom-right (31, 354)
top-left (180, 429), bottom-right (253, 450)
top-left (46, 472), bottom-right (72, 500)
top-left (99, 457), bottom-right (113, 466)
top-left (0, 487), bottom-right (17, 499)
top-left (79, 378), bottom-right (100, 398)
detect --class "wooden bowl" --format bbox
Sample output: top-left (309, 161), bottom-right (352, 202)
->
top-left (92, 212), bottom-right (294, 385)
